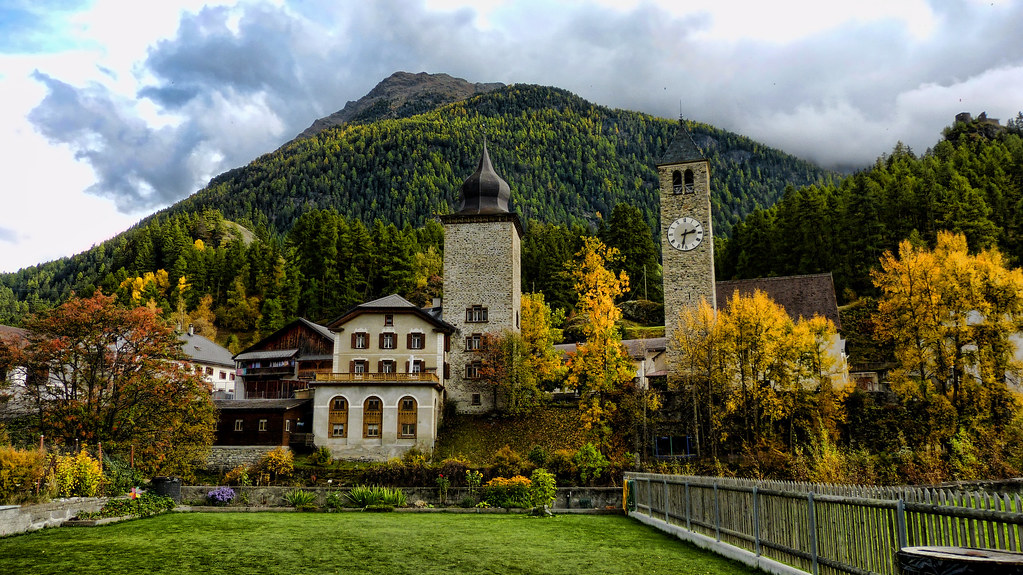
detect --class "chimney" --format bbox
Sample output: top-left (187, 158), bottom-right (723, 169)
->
top-left (188, 324), bottom-right (194, 336)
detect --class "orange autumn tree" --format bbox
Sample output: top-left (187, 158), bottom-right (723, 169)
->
top-left (565, 238), bottom-right (658, 453)
top-left (14, 292), bottom-right (216, 478)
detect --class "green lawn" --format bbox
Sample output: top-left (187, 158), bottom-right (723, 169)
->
top-left (0, 512), bottom-right (759, 575)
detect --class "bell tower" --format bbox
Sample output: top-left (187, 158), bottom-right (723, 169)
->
top-left (659, 118), bottom-right (716, 350)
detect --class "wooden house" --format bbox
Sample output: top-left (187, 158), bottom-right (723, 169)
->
top-left (233, 318), bottom-right (334, 399)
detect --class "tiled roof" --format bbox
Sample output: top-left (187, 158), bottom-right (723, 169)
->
top-left (621, 337), bottom-right (666, 359)
top-left (359, 294), bottom-right (418, 309)
top-left (658, 119), bottom-right (705, 165)
top-left (0, 324), bottom-right (28, 346)
top-left (179, 332), bottom-right (234, 367)
top-left (327, 294), bottom-right (456, 333)
top-left (234, 348), bottom-right (299, 361)
top-left (716, 273), bottom-right (841, 329)
top-left (214, 398), bottom-right (310, 411)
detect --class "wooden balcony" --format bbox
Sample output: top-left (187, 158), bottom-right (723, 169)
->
top-left (312, 372), bottom-right (440, 384)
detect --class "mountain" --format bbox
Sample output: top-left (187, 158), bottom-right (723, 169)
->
top-left (0, 74), bottom-right (836, 327)
top-left (291, 71), bottom-right (504, 142)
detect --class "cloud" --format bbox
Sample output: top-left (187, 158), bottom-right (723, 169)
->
top-left (0, 227), bottom-right (17, 243)
top-left (24, 0), bottom-right (1023, 217)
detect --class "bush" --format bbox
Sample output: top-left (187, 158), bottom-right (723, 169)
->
top-left (102, 456), bottom-right (145, 497)
top-left (483, 475), bottom-right (532, 508)
top-left (257, 447), bottom-right (294, 483)
top-left (206, 486), bottom-right (236, 506)
top-left (0, 445), bottom-right (46, 504)
top-left (284, 489), bottom-right (317, 510)
top-left (52, 449), bottom-right (104, 497)
top-left (78, 492), bottom-right (175, 519)
top-left (492, 445), bottom-right (525, 478)
top-left (223, 464), bottom-right (251, 486)
top-left (573, 444), bottom-right (607, 485)
top-left (527, 446), bottom-right (548, 467)
top-left (545, 449), bottom-right (576, 483)
top-left (311, 446), bottom-right (333, 467)
top-left (529, 468), bottom-right (557, 510)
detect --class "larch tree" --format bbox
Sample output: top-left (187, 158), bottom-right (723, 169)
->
top-left (520, 292), bottom-right (566, 390)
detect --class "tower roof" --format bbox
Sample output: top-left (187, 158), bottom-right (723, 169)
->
top-left (658, 118), bottom-right (705, 165)
top-left (455, 139), bottom-right (511, 215)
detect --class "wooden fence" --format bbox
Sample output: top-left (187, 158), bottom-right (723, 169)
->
top-left (624, 473), bottom-right (1023, 575)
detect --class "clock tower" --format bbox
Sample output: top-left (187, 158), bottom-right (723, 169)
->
top-left (659, 118), bottom-right (716, 351)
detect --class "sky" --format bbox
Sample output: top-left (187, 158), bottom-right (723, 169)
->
top-left (1, 0), bottom-right (1022, 273)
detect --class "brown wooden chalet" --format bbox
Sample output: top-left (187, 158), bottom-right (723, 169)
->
top-left (214, 398), bottom-right (313, 447)
top-left (233, 318), bottom-right (334, 399)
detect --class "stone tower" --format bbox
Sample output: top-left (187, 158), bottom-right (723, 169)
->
top-left (659, 118), bottom-right (716, 358)
top-left (441, 139), bottom-right (522, 413)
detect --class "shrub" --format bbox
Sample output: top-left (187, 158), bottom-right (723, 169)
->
top-left (102, 456), bottom-right (145, 497)
top-left (483, 475), bottom-right (532, 508)
top-left (545, 449), bottom-right (576, 483)
top-left (206, 486), bottom-right (236, 506)
top-left (0, 445), bottom-right (46, 504)
top-left (258, 447), bottom-right (294, 483)
top-left (529, 468), bottom-right (557, 510)
top-left (78, 492), bottom-right (175, 519)
top-left (223, 464), bottom-right (251, 486)
top-left (52, 449), bottom-right (104, 497)
top-left (573, 443), bottom-right (607, 485)
top-left (491, 445), bottom-right (524, 478)
top-left (311, 446), bottom-right (333, 467)
top-left (325, 489), bottom-right (345, 511)
top-left (284, 489), bottom-right (317, 510)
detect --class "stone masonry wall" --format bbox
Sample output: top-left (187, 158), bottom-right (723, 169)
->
top-left (442, 217), bottom-right (521, 414)
top-left (0, 498), bottom-right (105, 537)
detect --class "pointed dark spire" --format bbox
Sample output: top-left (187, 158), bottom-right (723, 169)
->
top-left (455, 127), bottom-right (511, 215)
top-left (658, 115), bottom-right (705, 165)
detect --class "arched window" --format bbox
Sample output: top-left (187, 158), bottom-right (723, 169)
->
top-left (398, 396), bottom-right (417, 439)
top-left (363, 397), bottom-right (383, 438)
top-left (684, 169), bottom-right (695, 193)
top-left (672, 170), bottom-right (683, 194)
top-left (328, 396), bottom-right (348, 438)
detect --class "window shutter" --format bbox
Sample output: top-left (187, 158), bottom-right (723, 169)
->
top-left (350, 333), bottom-right (356, 347)
top-left (444, 334), bottom-right (450, 352)
top-left (349, 360), bottom-right (355, 373)
top-left (378, 333), bottom-right (384, 348)
top-left (444, 362), bottom-right (450, 379)
top-left (404, 361), bottom-right (410, 373)
top-left (377, 360), bottom-right (383, 372)
top-left (407, 333), bottom-right (412, 348)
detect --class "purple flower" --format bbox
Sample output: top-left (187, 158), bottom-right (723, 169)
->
top-left (207, 486), bottom-right (236, 506)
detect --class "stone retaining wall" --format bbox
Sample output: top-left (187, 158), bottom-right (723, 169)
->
top-left (180, 485), bottom-right (621, 509)
top-left (0, 498), bottom-right (105, 537)
top-left (205, 446), bottom-right (280, 472)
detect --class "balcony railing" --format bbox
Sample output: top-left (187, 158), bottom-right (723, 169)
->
top-left (313, 372), bottom-right (440, 383)
top-left (237, 366), bottom-right (294, 376)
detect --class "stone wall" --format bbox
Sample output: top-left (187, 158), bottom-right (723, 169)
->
top-left (205, 445), bottom-right (281, 472)
top-left (180, 485), bottom-right (621, 509)
top-left (0, 498), bottom-right (105, 537)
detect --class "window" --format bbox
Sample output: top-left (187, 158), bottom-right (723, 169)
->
top-left (384, 314), bottom-right (394, 326)
top-left (205, 366), bottom-right (214, 376)
top-left (471, 394), bottom-right (482, 406)
top-left (465, 361), bottom-right (482, 379)
top-left (285, 420), bottom-right (292, 432)
top-left (230, 373), bottom-right (235, 381)
top-left (465, 305), bottom-right (488, 323)
top-left (684, 169), bottom-right (695, 193)
top-left (234, 419), bottom-right (243, 431)
top-left (408, 332), bottom-right (424, 350)
top-left (379, 360), bottom-right (395, 374)
top-left (398, 396), bottom-right (417, 438)
top-left (408, 360), bottom-right (424, 374)
top-left (350, 360), bottom-right (367, 375)
top-left (329, 396), bottom-right (348, 438)
top-left (219, 371), bottom-right (227, 380)
top-left (352, 332), bottom-right (368, 349)
top-left (380, 332), bottom-right (396, 349)
top-left (466, 333), bottom-right (482, 351)
top-left (364, 397), bottom-right (382, 438)
top-left (258, 419), bottom-right (267, 432)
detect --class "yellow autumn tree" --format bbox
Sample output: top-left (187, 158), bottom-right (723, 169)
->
top-left (671, 298), bottom-right (727, 459)
top-left (565, 237), bottom-right (655, 453)
top-left (520, 292), bottom-right (566, 388)
top-left (872, 231), bottom-right (1023, 451)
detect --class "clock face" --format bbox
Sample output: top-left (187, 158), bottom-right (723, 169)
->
top-left (667, 217), bottom-right (704, 251)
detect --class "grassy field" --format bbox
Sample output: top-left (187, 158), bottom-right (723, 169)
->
top-left (0, 512), bottom-right (760, 575)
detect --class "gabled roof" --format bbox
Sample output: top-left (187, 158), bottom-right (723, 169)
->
top-left (234, 348), bottom-right (299, 361)
top-left (214, 398), bottom-right (310, 411)
top-left (554, 338), bottom-right (665, 360)
top-left (716, 273), bottom-right (842, 330)
top-left (326, 294), bottom-right (456, 333)
top-left (234, 317), bottom-right (334, 359)
top-left (658, 118), bottom-right (705, 165)
top-left (296, 317), bottom-right (335, 341)
top-left (179, 331), bottom-right (234, 368)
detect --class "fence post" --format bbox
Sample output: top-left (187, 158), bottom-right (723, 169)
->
top-left (897, 498), bottom-right (908, 549)
top-left (647, 477), bottom-right (653, 517)
top-left (808, 492), bottom-right (819, 575)
top-left (685, 480), bottom-right (691, 531)
top-left (714, 481), bottom-right (721, 541)
top-left (753, 485), bottom-right (761, 557)
top-left (663, 479), bottom-right (670, 523)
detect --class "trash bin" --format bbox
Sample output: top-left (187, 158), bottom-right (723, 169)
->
top-left (625, 480), bottom-right (637, 512)
top-left (151, 476), bottom-right (182, 502)
top-left (898, 546), bottom-right (1023, 575)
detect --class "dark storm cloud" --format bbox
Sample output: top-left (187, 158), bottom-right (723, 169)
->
top-left (25, 0), bottom-right (1023, 212)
